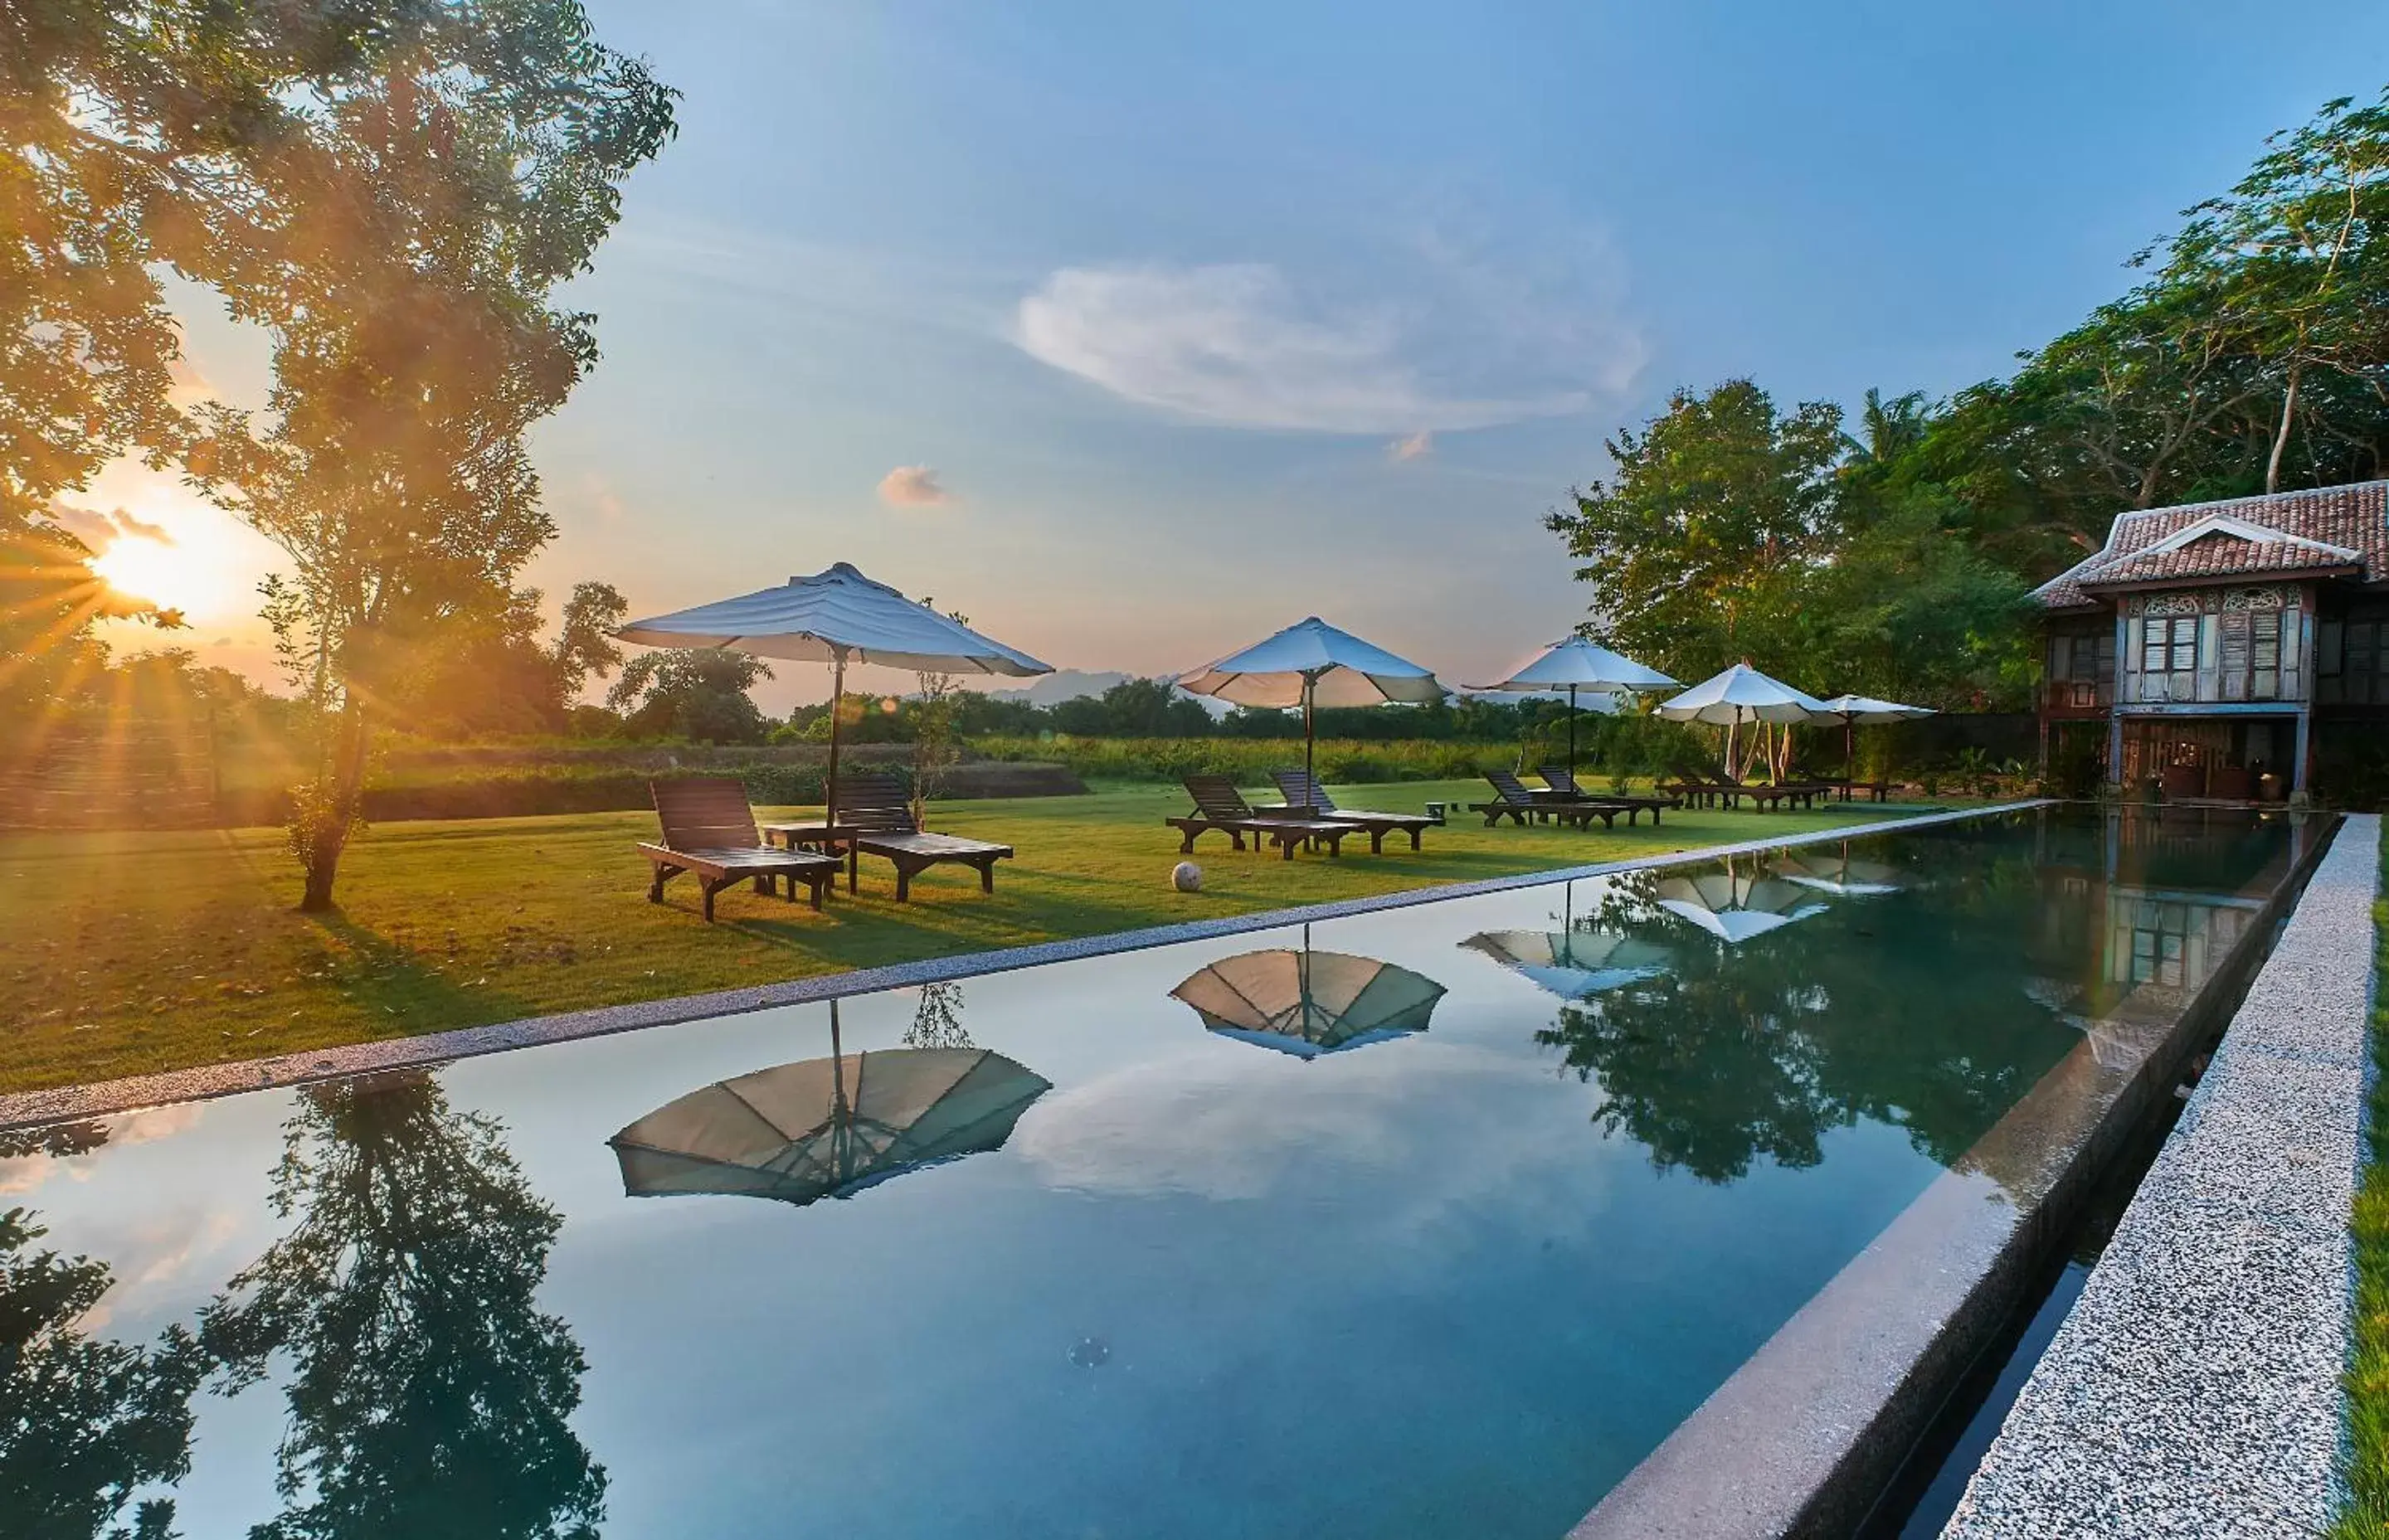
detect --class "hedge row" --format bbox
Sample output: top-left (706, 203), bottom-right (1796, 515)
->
top-left (212, 761), bottom-right (1086, 828)
top-left (965, 734), bottom-right (1527, 785)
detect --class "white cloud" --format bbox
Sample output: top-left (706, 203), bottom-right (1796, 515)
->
top-left (1013, 247), bottom-right (1642, 435)
top-left (1389, 430), bottom-right (1433, 462)
top-left (39, 503), bottom-right (177, 554)
top-left (878, 464), bottom-right (956, 508)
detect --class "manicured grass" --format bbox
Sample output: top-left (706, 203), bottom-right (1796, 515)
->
top-left (2336, 822), bottom-right (2389, 1540)
top-left (0, 780), bottom-right (1924, 1095)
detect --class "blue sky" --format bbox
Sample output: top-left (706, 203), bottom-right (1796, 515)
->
top-left (117, 0), bottom-right (2389, 710)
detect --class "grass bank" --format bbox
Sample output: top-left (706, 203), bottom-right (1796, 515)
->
top-left (0, 779), bottom-right (1916, 1096)
top-left (2337, 822), bottom-right (2389, 1539)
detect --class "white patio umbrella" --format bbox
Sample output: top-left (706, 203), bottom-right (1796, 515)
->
top-left (1811, 694), bottom-right (1936, 778)
top-left (1655, 663), bottom-right (1832, 781)
top-left (616, 562), bottom-right (1052, 823)
top-left (1178, 616), bottom-right (1443, 790)
top-left (1471, 638), bottom-right (1678, 769)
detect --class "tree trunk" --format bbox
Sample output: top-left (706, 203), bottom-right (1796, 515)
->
top-left (2266, 362), bottom-right (2302, 494)
top-left (299, 700), bottom-right (372, 912)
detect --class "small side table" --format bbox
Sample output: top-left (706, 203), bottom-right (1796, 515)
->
top-left (761, 820), bottom-right (862, 893)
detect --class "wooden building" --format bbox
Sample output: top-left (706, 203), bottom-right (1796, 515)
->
top-left (2033, 481), bottom-right (2389, 799)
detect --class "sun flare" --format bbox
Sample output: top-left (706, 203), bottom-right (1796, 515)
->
top-left (89, 515), bottom-right (244, 620)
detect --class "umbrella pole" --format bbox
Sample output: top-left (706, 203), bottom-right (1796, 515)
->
top-left (1303, 673), bottom-right (1317, 795)
top-left (1567, 684), bottom-right (1579, 770)
top-left (825, 647), bottom-right (847, 825)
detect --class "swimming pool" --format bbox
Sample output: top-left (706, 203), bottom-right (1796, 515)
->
top-left (0, 807), bottom-right (2314, 1538)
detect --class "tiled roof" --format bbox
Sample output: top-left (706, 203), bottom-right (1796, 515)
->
top-left (2032, 482), bottom-right (2389, 610)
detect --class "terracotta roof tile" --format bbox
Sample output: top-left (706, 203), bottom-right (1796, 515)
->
top-left (2032, 482), bottom-right (2389, 610)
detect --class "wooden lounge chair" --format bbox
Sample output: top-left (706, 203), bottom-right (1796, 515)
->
top-left (640, 777), bottom-right (841, 922)
top-left (1167, 775), bottom-right (1360, 859)
top-left (1269, 770), bottom-right (1436, 853)
top-left (833, 774), bottom-right (1014, 901)
top-left (1657, 770), bottom-right (1742, 809)
top-left (1738, 780), bottom-right (1832, 811)
top-left (1535, 765), bottom-right (1675, 824)
top-left (1470, 770), bottom-right (1623, 830)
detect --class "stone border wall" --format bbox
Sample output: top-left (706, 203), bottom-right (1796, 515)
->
top-left (1943, 813), bottom-right (2380, 1538)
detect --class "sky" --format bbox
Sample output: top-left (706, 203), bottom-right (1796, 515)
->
top-left (77, 0), bottom-right (2389, 711)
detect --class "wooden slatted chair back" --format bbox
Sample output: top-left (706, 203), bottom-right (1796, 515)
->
top-left (1272, 769), bottom-right (1335, 812)
top-left (1485, 769), bottom-right (1536, 804)
top-left (833, 774), bottom-right (919, 834)
top-left (652, 777), bottom-right (761, 851)
top-left (1539, 765), bottom-right (1583, 795)
top-left (1183, 774), bottom-right (1255, 822)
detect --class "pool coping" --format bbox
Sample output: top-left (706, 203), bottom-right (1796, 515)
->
top-left (1569, 806), bottom-right (2347, 1540)
top-left (0, 800), bottom-right (2038, 1131)
top-left (1939, 812), bottom-right (2379, 1539)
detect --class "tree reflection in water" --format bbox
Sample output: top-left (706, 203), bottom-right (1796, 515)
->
top-left (202, 1073), bottom-right (606, 1540)
top-left (1, 1123), bottom-right (202, 1540)
top-left (903, 980), bottom-right (972, 1050)
top-left (1537, 860), bottom-right (2077, 1184)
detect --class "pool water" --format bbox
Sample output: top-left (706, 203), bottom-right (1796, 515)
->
top-left (0, 808), bottom-right (2308, 1539)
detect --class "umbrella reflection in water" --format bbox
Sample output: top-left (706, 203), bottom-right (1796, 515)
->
top-left (1774, 842), bottom-right (1903, 898)
top-left (1170, 927), bottom-right (1446, 1058)
top-left (1654, 857), bottom-right (1832, 945)
top-left (1462, 930), bottom-right (1672, 1000)
top-left (1461, 879), bottom-right (1671, 999)
top-left (609, 999), bottom-right (1051, 1205)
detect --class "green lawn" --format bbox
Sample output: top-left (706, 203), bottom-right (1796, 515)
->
top-left (2338, 821), bottom-right (2389, 1540)
top-left (0, 780), bottom-right (1926, 1095)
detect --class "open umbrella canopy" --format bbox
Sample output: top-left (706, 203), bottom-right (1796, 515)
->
top-left (1468, 637), bottom-right (1670, 767)
top-left (615, 561), bottom-right (1053, 675)
top-left (610, 1045), bottom-right (1052, 1205)
top-left (1811, 693), bottom-right (1936, 725)
top-left (1170, 945), bottom-right (1446, 1058)
top-left (1472, 637), bottom-right (1678, 696)
top-left (1460, 930), bottom-right (1673, 999)
top-left (1179, 617), bottom-right (1442, 786)
top-left (1654, 871), bottom-right (1831, 945)
top-left (616, 561), bottom-right (1050, 822)
top-left (1654, 663), bottom-right (1832, 726)
top-left (1178, 616), bottom-right (1443, 708)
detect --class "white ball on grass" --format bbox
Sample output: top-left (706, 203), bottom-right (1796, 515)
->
top-left (1171, 861), bottom-right (1202, 893)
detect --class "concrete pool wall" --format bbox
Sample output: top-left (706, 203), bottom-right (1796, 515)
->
top-left (1941, 811), bottom-right (2379, 1539)
top-left (1569, 809), bottom-right (2347, 1540)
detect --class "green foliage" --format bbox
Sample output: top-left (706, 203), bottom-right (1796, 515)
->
top-left (605, 649), bottom-right (772, 744)
top-left (139, 2), bottom-right (679, 911)
top-left (0, 1198), bottom-right (204, 1540)
top-left (1548, 380), bottom-right (1845, 682)
top-left (2329, 829), bottom-right (2389, 1540)
top-left (969, 734), bottom-right (1518, 785)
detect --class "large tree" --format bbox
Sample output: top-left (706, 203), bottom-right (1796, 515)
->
top-left (0, 3), bottom-right (396, 723)
top-left (178, 3), bottom-right (674, 909)
top-left (1546, 381), bottom-right (1844, 683)
top-left (2157, 90), bottom-right (2389, 491)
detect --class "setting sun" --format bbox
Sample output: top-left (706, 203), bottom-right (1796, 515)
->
top-left (91, 532), bottom-right (217, 618)
top-left (78, 490), bottom-right (265, 624)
